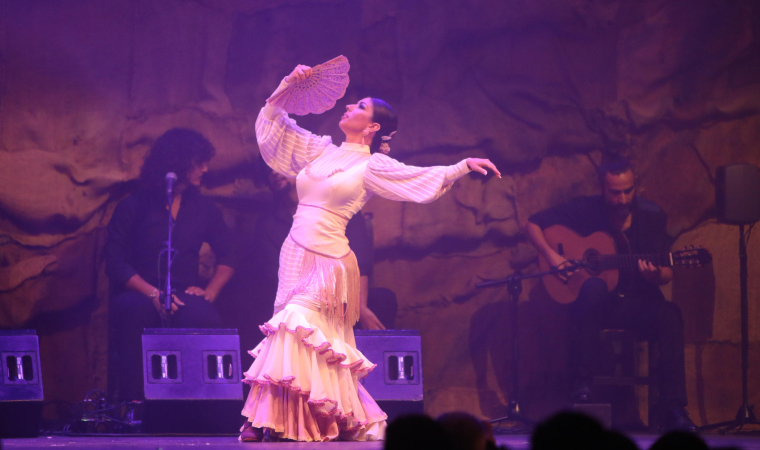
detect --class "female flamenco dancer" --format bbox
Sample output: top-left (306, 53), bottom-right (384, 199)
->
top-left (240, 64), bottom-right (501, 442)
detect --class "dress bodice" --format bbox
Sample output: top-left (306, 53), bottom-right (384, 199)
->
top-left (289, 143), bottom-right (373, 257)
top-left (296, 143), bottom-right (372, 219)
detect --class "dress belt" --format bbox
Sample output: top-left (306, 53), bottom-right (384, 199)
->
top-left (298, 203), bottom-right (351, 221)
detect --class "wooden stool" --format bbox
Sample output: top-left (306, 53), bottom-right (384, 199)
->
top-left (592, 329), bottom-right (658, 430)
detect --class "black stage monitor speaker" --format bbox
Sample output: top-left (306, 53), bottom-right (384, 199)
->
top-left (716, 164), bottom-right (760, 225)
top-left (0, 330), bottom-right (43, 438)
top-left (141, 328), bottom-right (243, 434)
top-left (354, 330), bottom-right (424, 423)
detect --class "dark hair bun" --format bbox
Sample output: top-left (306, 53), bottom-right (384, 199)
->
top-left (369, 98), bottom-right (398, 154)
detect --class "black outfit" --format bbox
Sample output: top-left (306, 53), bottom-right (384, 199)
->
top-left (105, 187), bottom-right (237, 400)
top-left (345, 212), bottom-right (374, 279)
top-left (529, 195), bottom-right (687, 409)
top-left (345, 212), bottom-right (398, 329)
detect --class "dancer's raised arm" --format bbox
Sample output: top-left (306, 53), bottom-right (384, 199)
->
top-left (255, 65), bottom-right (332, 178)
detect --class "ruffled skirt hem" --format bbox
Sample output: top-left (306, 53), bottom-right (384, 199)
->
top-left (249, 307), bottom-right (376, 377)
top-left (241, 305), bottom-right (386, 442)
top-left (242, 382), bottom-right (387, 442)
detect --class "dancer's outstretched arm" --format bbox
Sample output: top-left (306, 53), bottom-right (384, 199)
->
top-left (364, 153), bottom-right (500, 204)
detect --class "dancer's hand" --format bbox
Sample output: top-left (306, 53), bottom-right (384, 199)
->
top-left (286, 65), bottom-right (313, 84)
top-left (359, 307), bottom-right (386, 330)
top-left (466, 158), bottom-right (502, 178)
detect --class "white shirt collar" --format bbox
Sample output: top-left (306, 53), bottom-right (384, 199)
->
top-left (339, 142), bottom-right (370, 154)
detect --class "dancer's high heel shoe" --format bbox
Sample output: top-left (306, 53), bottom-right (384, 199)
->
top-left (239, 422), bottom-right (264, 442)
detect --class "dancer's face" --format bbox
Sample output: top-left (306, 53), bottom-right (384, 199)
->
top-left (339, 97), bottom-right (377, 136)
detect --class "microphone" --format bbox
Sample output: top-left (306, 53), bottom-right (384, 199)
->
top-left (166, 172), bottom-right (177, 197)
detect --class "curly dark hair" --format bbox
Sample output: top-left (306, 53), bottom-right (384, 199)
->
top-left (139, 128), bottom-right (216, 190)
top-left (368, 98), bottom-right (398, 154)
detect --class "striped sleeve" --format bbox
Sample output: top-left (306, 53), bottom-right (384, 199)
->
top-left (254, 107), bottom-right (333, 178)
top-left (363, 154), bottom-right (471, 204)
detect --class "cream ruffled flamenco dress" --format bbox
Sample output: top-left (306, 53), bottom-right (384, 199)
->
top-left (241, 79), bottom-right (472, 442)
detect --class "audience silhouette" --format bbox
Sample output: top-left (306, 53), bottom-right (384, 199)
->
top-left (384, 410), bottom-right (718, 450)
top-left (437, 411), bottom-right (498, 450)
top-left (384, 414), bottom-right (453, 450)
top-left (650, 431), bottom-right (708, 450)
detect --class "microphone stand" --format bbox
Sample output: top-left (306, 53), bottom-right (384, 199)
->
top-left (698, 224), bottom-right (759, 433)
top-left (477, 261), bottom-right (587, 431)
top-left (162, 184), bottom-right (175, 328)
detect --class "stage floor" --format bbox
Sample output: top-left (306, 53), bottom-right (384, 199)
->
top-left (3, 433), bottom-right (760, 449)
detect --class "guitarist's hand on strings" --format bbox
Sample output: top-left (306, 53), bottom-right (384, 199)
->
top-left (548, 251), bottom-right (578, 282)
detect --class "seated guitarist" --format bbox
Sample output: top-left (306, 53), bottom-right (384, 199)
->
top-left (524, 155), bottom-right (696, 432)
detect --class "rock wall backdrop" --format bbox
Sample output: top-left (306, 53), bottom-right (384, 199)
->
top-left (1, 0), bottom-right (759, 426)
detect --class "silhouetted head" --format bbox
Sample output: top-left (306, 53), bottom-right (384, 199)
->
top-left (339, 97), bottom-right (398, 154)
top-left (140, 128), bottom-right (215, 192)
top-left (531, 411), bottom-right (607, 450)
top-left (437, 411), bottom-right (492, 450)
top-left (606, 430), bottom-right (639, 450)
top-left (650, 431), bottom-right (708, 450)
top-left (385, 414), bottom-right (452, 450)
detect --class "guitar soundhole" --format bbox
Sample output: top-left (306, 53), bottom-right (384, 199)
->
top-left (583, 249), bottom-right (602, 275)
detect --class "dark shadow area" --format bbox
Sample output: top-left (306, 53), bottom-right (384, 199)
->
top-left (469, 281), bottom-right (570, 422)
top-left (470, 279), bottom-right (656, 427)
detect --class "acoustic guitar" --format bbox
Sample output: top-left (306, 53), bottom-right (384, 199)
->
top-left (538, 225), bottom-right (712, 304)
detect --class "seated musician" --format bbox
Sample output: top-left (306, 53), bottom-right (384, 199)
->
top-left (524, 155), bottom-right (696, 432)
top-left (105, 129), bottom-right (237, 411)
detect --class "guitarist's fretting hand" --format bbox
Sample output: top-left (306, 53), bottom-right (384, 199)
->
top-left (638, 259), bottom-right (662, 284)
top-left (638, 259), bottom-right (673, 285)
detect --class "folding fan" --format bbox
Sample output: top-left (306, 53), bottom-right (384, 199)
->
top-left (267, 55), bottom-right (350, 116)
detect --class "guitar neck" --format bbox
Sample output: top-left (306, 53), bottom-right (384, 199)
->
top-left (595, 253), bottom-right (672, 270)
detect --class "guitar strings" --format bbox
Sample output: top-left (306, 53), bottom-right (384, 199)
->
top-left (585, 251), bottom-right (701, 270)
